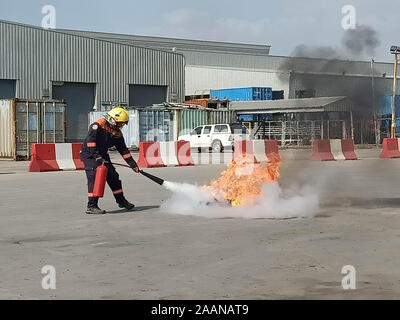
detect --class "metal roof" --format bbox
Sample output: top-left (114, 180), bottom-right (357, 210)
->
top-left (0, 19), bottom-right (185, 105)
top-left (58, 29), bottom-right (271, 55)
top-left (230, 96), bottom-right (356, 114)
top-left (50, 27), bottom-right (400, 84)
top-left (58, 28), bottom-right (395, 79)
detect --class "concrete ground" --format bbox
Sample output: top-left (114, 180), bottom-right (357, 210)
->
top-left (1, 147), bottom-right (400, 299)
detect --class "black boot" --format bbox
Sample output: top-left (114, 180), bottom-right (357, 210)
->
top-left (86, 206), bottom-right (106, 214)
top-left (118, 198), bottom-right (135, 210)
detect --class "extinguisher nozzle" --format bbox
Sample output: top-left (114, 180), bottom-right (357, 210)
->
top-left (139, 170), bottom-right (164, 185)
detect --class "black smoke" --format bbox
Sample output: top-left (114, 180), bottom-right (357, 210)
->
top-left (279, 24), bottom-right (384, 114)
top-left (341, 25), bottom-right (380, 57)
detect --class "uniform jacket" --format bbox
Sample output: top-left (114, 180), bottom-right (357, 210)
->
top-left (81, 118), bottom-right (137, 169)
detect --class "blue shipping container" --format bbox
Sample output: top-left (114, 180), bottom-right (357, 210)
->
top-left (237, 114), bottom-right (254, 121)
top-left (211, 87), bottom-right (272, 101)
top-left (378, 94), bottom-right (400, 115)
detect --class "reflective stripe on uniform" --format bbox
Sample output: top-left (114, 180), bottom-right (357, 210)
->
top-left (87, 142), bottom-right (96, 147)
top-left (123, 153), bottom-right (132, 159)
top-left (88, 193), bottom-right (94, 197)
top-left (112, 189), bottom-right (123, 195)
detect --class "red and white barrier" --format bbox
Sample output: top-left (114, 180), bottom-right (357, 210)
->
top-left (311, 139), bottom-right (357, 161)
top-left (137, 141), bottom-right (194, 168)
top-left (28, 143), bottom-right (84, 172)
top-left (380, 138), bottom-right (400, 158)
top-left (233, 140), bottom-right (279, 163)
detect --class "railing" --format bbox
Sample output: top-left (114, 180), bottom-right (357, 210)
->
top-left (253, 120), bottom-right (350, 146)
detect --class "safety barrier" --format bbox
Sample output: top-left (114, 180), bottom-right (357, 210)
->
top-left (28, 143), bottom-right (84, 172)
top-left (233, 140), bottom-right (279, 163)
top-left (137, 141), bottom-right (194, 168)
top-left (380, 138), bottom-right (400, 158)
top-left (311, 139), bottom-right (357, 161)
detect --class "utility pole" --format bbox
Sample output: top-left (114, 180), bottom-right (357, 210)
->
top-left (371, 58), bottom-right (378, 145)
top-left (371, 59), bottom-right (375, 111)
top-left (390, 46), bottom-right (400, 138)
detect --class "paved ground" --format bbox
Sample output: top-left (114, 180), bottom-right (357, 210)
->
top-left (2, 147), bottom-right (400, 299)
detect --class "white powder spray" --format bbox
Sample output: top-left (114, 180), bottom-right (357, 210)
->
top-left (162, 179), bottom-right (320, 219)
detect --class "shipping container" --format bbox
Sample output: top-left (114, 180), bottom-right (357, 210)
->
top-left (378, 94), bottom-right (400, 115)
top-left (177, 108), bottom-right (236, 136)
top-left (177, 109), bottom-right (207, 136)
top-left (207, 109), bottom-right (236, 125)
top-left (89, 110), bottom-right (140, 149)
top-left (210, 87), bottom-right (272, 101)
top-left (139, 109), bottom-right (176, 142)
top-left (237, 114), bottom-right (255, 122)
top-left (0, 99), bottom-right (66, 160)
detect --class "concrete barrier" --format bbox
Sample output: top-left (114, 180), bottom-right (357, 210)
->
top-left (233, 140), bottom-right (279, 163)
top-left (137, 141), bottom-right (194, 168)
top-left (28, 143), bottom-right (84, 172)
top-left (380, 138), bottom-right (400, 158)
top-left (312, 139), bottom-right (357, 161)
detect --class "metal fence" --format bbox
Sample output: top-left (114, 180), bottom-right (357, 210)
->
top-left (253, 120), bottom-right (351, 146)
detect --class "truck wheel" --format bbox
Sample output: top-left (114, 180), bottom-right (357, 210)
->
top-left (211, 140), bottom-right (223, 153)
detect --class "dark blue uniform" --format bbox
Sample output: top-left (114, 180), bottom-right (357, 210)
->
top-left (80, 118), bottom-right (138, 208)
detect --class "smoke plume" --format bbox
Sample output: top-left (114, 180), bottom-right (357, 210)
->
top-left (279, 24), bottom-right (383, 114)
top-left (161, 180), bottom-right (319, 219)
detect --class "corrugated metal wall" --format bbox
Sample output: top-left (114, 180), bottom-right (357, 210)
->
top-left (58, 29), bottom-right (271, 55)
top-left (183, 51), bottom-right (395, 77)
top-left (178, 109), bottom-right (236, 136)
top-left (178, 109), bottom-right (207, 135)
top-left (0, 20), bottom-right (185, 106)
top-left (185, 66), bottom-right (290, 97)
top-left (207, 109), bottom-right (236, 125)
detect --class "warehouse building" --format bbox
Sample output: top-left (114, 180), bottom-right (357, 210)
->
top-left (0, 20), bottom-right (185, 141)
top-left (57, 28), bottom-right (400, 145)
top-left (59, 28), bottom-right (397, 102)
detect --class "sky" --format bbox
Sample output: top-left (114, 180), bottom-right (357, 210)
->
top-left (0, 0), bottom-right (398, 62)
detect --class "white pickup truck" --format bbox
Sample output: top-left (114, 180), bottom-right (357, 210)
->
top-left (178, 123), bottom-right (252, 152)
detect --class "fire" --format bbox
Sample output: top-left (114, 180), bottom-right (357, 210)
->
top-left (204, 153), bottom-right (282, 206)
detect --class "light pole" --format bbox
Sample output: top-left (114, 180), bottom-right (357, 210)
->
top-left (390, 46), bottom-right (400, 138)
top-left (371, 58), bottom-right (379, 145)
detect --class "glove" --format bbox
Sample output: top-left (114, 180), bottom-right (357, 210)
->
top-left (96, 156), bottom-right (103, 165)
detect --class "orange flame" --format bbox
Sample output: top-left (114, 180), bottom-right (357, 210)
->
top-left (204, 153), bottom-right (282, 206)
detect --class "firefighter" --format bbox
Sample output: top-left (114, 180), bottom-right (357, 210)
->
top-left (80, 106), bottom-right (139, 214)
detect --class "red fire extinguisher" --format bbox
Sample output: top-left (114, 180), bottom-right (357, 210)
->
top-left (93, 163), bottom-right (108, 197)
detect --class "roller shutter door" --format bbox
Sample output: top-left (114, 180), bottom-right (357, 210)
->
top-left (52, 82), bottom-right (95, 142)
top-left (129, 84), bottom-right (167, 107)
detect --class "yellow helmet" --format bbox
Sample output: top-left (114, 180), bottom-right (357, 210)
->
top-left (107, 107), bottom-right (129, 127)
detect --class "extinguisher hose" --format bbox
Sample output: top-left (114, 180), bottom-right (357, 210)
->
top-left (104, 161), bottom-right (164, 185)
top-left (103, 161), bottom-right (131, 169)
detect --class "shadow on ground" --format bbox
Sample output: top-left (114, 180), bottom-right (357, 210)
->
top-left (106, 205), bottom-right (160, 214)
